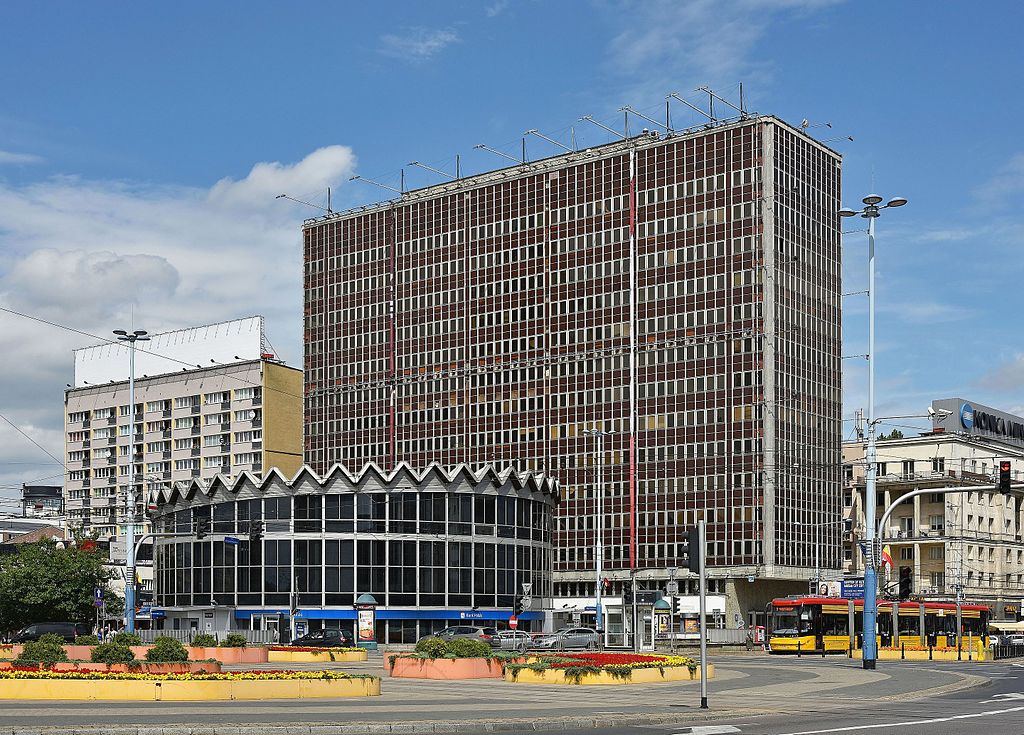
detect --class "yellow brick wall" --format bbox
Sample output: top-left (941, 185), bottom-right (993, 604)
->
top-left (262, 362), bottom-right (303, 478)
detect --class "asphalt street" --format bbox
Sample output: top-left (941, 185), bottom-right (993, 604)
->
top-left (0, 654), bottom-right (1020, 734)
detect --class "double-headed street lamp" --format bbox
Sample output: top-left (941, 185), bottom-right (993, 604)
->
top-left (839, 194), bottom-right (907, 669)
top-left (582, 428), bottom-right (615, 633)
top-left (114, 328), bottom-right (149, 633)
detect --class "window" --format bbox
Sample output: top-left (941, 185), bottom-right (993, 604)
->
top-left (929, 572), bottom-right (945, 589)
top-left (234, 409), bottom-right (259, 422)
top-left (204, 434), bottom-right (228, 448)
top-left (234, 387), bottom-right (259, 401)
top-left (877, 462), bottom-right (887, 477)
top-left (929, 514), bottom-right (944, 532)
top-left (927, 547), bottom-right (944, 560)
top-left (233, 452), bottom-right (259, 465)
top-left (901, 460), bottom-right (914, 478)
top-left (234, 430), bottom-right (262, 443)
top-left (68, 411), bottom-right (89, 423)
top-left (204, 413), bottom-right (230, 426)
top-left (931, 457), bottom-right (945, 474)
top-left (204, 392), bottom-right (229, 405)
top-left (899, 547), bottom-right (914, 560)
top-left (175, 396), bottom-right (199, 409)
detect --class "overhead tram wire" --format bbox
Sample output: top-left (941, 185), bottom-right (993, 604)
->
top-left (0, 411), bottom-right (64, 467)
top-left (0, 305), bottom-right (304, 403)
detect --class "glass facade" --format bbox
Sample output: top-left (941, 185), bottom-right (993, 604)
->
top-left (153, 471), bottom-right (555, 611)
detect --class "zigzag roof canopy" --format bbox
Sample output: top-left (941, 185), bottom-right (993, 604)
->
top-left (149, 461), bottom-right (560, 510)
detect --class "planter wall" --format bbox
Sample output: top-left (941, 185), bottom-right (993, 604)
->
top-left (1, 644), bottom-right (267, 665)
top-left (505, 664), bottom-right (714, 685)
top-left (267, 649), bottom-right (367, 664)
top-left (0, 677), bottom-right (380, 701)
top-left (389, 656), bottom-right (513, 680)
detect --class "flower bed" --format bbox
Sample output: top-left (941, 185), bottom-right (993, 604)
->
top-left (0, 668), bottom-right (380, 700)
top-left (505, 652), bottom-right (710, 685)
top-left (0, 644), bottom-right (269, 665)
top-left (388, 655), bottom-right (522, 680)
top-left (266, 646), bottom-right (367, 663)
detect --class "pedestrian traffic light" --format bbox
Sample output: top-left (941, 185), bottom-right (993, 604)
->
top-left (679, 526), bottom-right (701, 574)
top-left (195, 517), bottom-right (210, 540)
top-left (248, 519), bottom-right (263, 543)
top-left (999, 460), bottom-right (1012, 495)
top-left (898, 566), bottom-right (912, 600)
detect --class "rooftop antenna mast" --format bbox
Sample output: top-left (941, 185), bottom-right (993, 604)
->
top-left (668, 92), bottom-right (716, 126)
top-left (579, 115), bottom-right (625, 140)
top-left (275, 193), bottom-right (331, 212)
top-left (620, 105), bottom-right (670, 133)
top-left (474, 144), bottom-right (524, 165)
top-left (408, 160), bottom-right (458, 180)
top-left (349, 175), bottom-right (403, 194)
top-left (697, 86), bottom-right (745, 119)
top-left (524, 129), bottom-right (575, 153)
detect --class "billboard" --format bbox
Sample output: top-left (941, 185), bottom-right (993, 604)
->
top-left (73, 317), bottom-right (264, 387)
top-left (930, 398), bottom-right (1024, 449)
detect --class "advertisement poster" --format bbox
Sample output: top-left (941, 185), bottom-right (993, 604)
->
top-left (684, 618), bottom-right (699, 633)
top-left (655, 613), bottom-right (670, 638)
top-left (357, 609), bottom-right (375, 643)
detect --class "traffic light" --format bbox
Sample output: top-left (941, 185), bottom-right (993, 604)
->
top-left (248, 519), bottom-right (264, 543)
top-left (513, 595), bottom-right (523, 616)
top-left (898, 566), bottom-right (912, 600)
top-left (195, 517), bottom-right (210, 540)
top-left (680, 526), bottom-right (701, 574)
top-left (999, 460), bottom-right (1012, 496)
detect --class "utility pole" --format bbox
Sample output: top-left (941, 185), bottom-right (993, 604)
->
top-left (698, 519), bottom-right (708, 709)
top-left (114, 328), bottom-right (149, 633)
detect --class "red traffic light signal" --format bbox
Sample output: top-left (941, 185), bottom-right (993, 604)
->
top-left (999, 460), bottom-right (1012, 495)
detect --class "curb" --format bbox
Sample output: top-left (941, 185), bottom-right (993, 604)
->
top-left (0, 711), bottom-right (766, 735)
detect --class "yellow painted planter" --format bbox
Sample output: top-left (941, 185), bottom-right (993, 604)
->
top-left (851, 647), bottom-right (989, 662)
top-left (267, 649), bottom-right (368, 663)
top-left (505, 664), bottom-right (714, 685)
top-left (0, 676), bottom-right (380, 700)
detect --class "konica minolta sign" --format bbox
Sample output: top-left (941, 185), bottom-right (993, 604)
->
top-left (931, 398), bottom-right (1024, 447)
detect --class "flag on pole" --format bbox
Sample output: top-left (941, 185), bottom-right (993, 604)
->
top-left (880, 545), bottom-right (894, 570)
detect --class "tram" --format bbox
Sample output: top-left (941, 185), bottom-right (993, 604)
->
top-left (766, 596), bottom-right (989, 654)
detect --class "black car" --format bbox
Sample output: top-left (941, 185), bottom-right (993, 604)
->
top-left (290, 628), bottom-right (354, 647)
top-left (11, 622), bottom-right (91, 643)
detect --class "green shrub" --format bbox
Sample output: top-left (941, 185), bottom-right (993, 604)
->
top-left (14, 638), bottom-right (68, 667)
top-left (112, 631), bottom-right (142, 646)
top-left (220, 632), bottom-right (248, 648)
top-left (146, 636), bottom-right (189, 662)
top-left (445, 639), bottom-right (492, 658)
top-left (191, 632), bottom-right (218, 647)
top-left (74, 634), bottom-right (100, 645)
top-left (90, 642), bottom-right (136, 664)
top-left (414, 636), bottom-right (448, 657)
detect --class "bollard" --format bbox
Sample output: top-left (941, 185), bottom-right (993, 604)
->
top-left (901, 642), bottom-right (905, 660)
top-left (797, 640), bottom-right (802, 658)
top-left (848, 645), bottom-right (853, 659)
top-left (928, 643), bottom-right (933, 661)
top-left (822, 642), bottom-right (826, 659)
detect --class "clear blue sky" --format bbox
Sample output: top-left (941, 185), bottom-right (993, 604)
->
top-left (1, 0), bottom-right (1022, 496)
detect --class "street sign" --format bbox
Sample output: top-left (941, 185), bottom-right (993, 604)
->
top-left (509, 615), bottom-right (518, 630)
top-left (666, 580), bottom-right (679, 596)
top-left (841, 577), bottom-right (865, 599)
top-left (521, 582), bottom-right (533, 595)
top-left (224, 537), bottom-right (241, 546)
top-left (519, 596), bottom-right (532, 611)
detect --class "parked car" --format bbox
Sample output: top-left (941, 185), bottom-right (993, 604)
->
top-left (490, 629), bottom-right (532, 652)
top-left (11, 622), bottom-right (90, 643)
top-left (418, 625), bottom-right (497, 644)
top-left (290, 628), bottom-right (354, 647)
top-left (531, 627), bottom-right (599, 651)
top-left (1007, 634), bottom-right (1024, 647)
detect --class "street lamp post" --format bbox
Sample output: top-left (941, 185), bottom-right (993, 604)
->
top-left (839, 194), bottom-right (907, 669)
top-left (582, 429), bottom-right (614, 635)
top-left (114, 328), bottom-right (149, 633)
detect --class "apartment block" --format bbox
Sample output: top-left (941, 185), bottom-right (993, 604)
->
top-left (64, 318), bottom-right (302, 540)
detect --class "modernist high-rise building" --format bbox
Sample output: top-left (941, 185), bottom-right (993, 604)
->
top-left (303, 115), bottom-right (843, 625)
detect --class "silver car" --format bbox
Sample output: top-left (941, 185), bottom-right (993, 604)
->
top-left (490, 629), bottom-right (532, 653)
top-left (532, 627), bottom-right (599, 651)
top-left (418, 625), bottom-right (497, 644)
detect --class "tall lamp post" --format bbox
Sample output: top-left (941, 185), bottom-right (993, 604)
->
top-left (582, 429), bottom-right (614, 634)
top-left (114, 328), bottom-right (149, 633)
top-left (839, 194), bottom-right (907, 669)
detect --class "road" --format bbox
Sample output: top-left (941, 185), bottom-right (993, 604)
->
top-left (0, 654), bottom-right (1020, 733)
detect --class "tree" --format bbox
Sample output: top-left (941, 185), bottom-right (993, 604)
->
top-left (0, 541), bottom-right (121, 634)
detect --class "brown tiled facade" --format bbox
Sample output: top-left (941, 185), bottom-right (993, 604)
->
top-left (303, 116), bottom-right (843, 615)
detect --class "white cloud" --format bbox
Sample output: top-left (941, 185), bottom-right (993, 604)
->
top-left (0, 146), bottom-right (356, 496)
top-left (974, 152), bottom-right (1024, 210)
top-left (485, 0), bottom-right (509, 17)
top-left (0, 150), bottom-right (43, 165)
top-left (602, 0), bottom-right (839, 106)
top-left (379, 27), bottom-right (459, 62)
